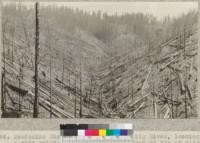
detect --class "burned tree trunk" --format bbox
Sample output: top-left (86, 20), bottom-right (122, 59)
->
top-left (33, 2), bottom-right (39, 118)
top-left (68, 70), bottom-right (70, 97)
top-left (18, 66), bottom-right (21, 111)
top-left (170, 70), bottom-right (174, 118)
top-left (10, 27), bottom-right (15, 64)
top-left (49, 41), bottom-right (52, 118)
top-left (74, 72), bottom-right (77, 118)
top-left (1, 73), bottom-right (5, 114)
top-left (79, 62), bottom-right (82, 118)
top-left (1, 29), bottom-right (6, 115)
top-left (62, 51), bottom-right (65, 89)
top-left (183, 27), bottom-right (188, 118)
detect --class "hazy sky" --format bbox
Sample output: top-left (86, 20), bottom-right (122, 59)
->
top-left (4, 2), bottom-right (198, 20)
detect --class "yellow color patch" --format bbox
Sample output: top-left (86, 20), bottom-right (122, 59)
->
top-left (99, 130), bottom-right (106, 136)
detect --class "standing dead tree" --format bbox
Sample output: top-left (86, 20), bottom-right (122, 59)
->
top-left (74, 71), bottom-right (77, 118)
top-left (46, 21), bottom-right (53, 118)
top-left (62, 50), bottom-right (65, 90)
top-left (1, 72), bottom-right (5, 115)
top-left (33, 2), bottom-right (39, 118)
top-left (9, 26), bottom-right (15, 64)
top-left (49, 45), bottom-right (52, 118)
top-left (183, 27), bottom-right (188, 118)
top-left (18, 62), bottom-right (24, 111)
top-left (1, 17), bottom-right (8, 115)
top-left (79, 60), bottom-right (82, 118)
top-left (88, 74), bottom-right (93, 109)
top-left (18, 3), bottom-right (34, 68)
top-left (170, 69), bottom-right (174, 118)
top-left (98, 86), bottom-right (103, 117)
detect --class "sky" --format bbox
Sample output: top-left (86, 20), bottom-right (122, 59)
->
top-left (3, 2), bottom-right (198, 20)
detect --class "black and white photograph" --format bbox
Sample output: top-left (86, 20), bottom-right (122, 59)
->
top-left (1, 1), bottom-right (198, 119)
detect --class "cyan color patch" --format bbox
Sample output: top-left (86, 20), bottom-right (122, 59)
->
top-left (112, 129), bottom-right (120, 136)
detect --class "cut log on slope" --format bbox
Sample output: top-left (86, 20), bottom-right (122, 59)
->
top-left (162, 89), bottom-right (172, 109)
top-left (127, 93), bottom-right (150, 111)
top-left (5, 86), bottom-right (16, 106)
top-left (133, 102), bottom-right (145, 117)
top-left (35, 74), bottom-right (100, 117)
top-left (29, 93), bottom-right (73, 118)
top-left (164, 105), bottom-right (171, 119)
top-left (4, 58), bottom-right (100, 116)
top-left (168, 66), bottom-right (186, 95)
top-left (160, 58), bottom-right (177, 71)
top-left (5, 83), bottom-right (62, 118)
top-left (185, 84), bottom-right (192, 100)
top-left (27, 98), bottom-right (62, 118)
top-left (6, 82), bottom-right (28, 96)
top-left (153, 100), bottom-right (157, 118)
top-left (7, 74), bottom-right (98, 118)
top-left (7, 82), bottom-right (68, 117)
top-left (141, 64), bottom-right (152, 96)
top-left (157, 39), bottom-right (196, 66)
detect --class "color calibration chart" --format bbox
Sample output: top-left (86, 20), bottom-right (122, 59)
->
top-left (60, 123), bottom-right (133, 143)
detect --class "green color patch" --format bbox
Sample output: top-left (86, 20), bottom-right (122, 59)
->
top-left (106, 129), bottom-right (113, 136)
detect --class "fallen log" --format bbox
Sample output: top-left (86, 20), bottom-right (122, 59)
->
top-left (6, 82), bottom-right (28, 96)
top-left (128, 93), bottom-right (150, 109)
top-left (133, 102), bottom-right (145, 116)
top-left (185, 84), bottom-right (192, 100)
top-left (168, 66), bottom-right (186, 95)
top-left (160, 58), bottom-right (177, 71)
top-left (141, 65), bottom-right (152, 96)
top-left (164, 105), bottom-right (171, 119)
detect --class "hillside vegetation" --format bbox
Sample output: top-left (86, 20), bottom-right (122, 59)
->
top-left (1, 3), bottom-right (198, 118)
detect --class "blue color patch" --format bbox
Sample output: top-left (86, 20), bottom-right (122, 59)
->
top-left (120, 130), bottom-right (128, 136)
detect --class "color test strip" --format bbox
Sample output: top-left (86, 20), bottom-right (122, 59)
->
top-left (88, 124), bottom-right (109, 129)
top-left (113, 129), bottom-right (120, 136)
top-left (110, 124), bottom-right (133, 129)
top-left (61, 129), bottom-right (132, 136)
top-left (120, 130), bottom-right (128, 136)
top-left (60, 124), bottom-right (133, 137)
top-left (78, 130), bottom-right (85, 136)
top-left (85, 130), bottom-right (99, 136)
top-left (99, 130), bottom-right (106, 136)
top-left (60, 124), bottom-right (89, 130)
top-left (62, 129), bottom-right (78, 136)
top-left (60, 124), bottom-right (132, 129)
top-left (106, 129), bottom-right (113, 136)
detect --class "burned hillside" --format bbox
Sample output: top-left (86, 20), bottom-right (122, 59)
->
top-left (1, 2), bottom-right (198, 118)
